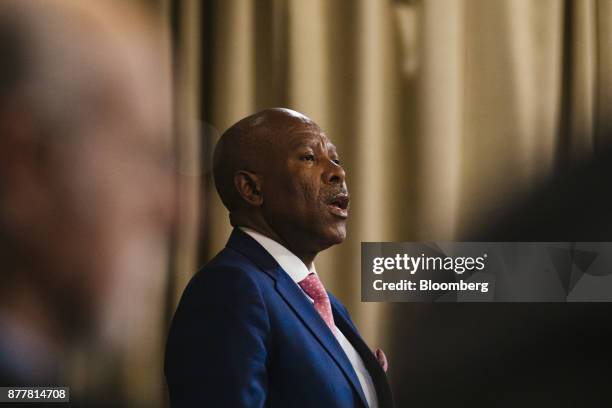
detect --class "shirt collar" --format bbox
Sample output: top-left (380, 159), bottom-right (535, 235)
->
top-left (239, 227), bottom-right (315, 284)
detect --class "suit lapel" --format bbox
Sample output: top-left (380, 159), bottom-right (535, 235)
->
top-left (226, 228), bottom-right (369, 408)
top-left (274, 271), bottom-right (369, 408)
top-left (331, 302), bottom-right (394, 408)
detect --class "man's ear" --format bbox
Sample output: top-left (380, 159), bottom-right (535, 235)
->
top-left (234, 170), bottom-right (263, 206)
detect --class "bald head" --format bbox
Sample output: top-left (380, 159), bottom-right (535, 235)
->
top-left (213, 108), bottom-right (321, 212)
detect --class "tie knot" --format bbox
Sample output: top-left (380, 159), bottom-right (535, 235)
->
top-left (298, 273), bottom-right (328, 301)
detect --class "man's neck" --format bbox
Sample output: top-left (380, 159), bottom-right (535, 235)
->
top-left (233, 216), bottom-right (316, 269)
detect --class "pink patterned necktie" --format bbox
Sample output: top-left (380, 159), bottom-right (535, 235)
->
top-left (298, 273), bottom-right (336, 335)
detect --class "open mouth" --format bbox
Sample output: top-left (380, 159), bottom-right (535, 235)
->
top-left (326, 194), bottom-right (349, 218)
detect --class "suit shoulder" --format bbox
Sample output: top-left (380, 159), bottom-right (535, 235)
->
top-left (203, 245), bottom-right (257, 272)
top-left (178, 247), bottom-right (269, 304)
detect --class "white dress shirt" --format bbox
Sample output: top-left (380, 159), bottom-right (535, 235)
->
top-left (240, 227), bottom-right (379, 408)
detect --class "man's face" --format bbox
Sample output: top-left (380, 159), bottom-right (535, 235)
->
top-left (262, 124), bottom-right (349, 252)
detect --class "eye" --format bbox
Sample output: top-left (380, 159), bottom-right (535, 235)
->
top-left (300, 154), bottom-right (315, 162)
top-left (332, 159), bottom-right (341, 165)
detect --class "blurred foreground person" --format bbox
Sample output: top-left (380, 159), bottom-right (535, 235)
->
top-left (475, 147), bottom-right (612, 241)
top-left (0, 0), bottom-right (174, 390)
top-left (390, 146), bottom-right (612, 408)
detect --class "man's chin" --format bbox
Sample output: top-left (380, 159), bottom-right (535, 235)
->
top-left (320, 224), bottom-right (347, 246)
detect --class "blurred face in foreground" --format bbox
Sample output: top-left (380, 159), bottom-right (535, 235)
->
top-left (0, 0), bottom-right (175, 348)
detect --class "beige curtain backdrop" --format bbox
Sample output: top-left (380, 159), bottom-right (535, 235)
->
top-left (152, 0), bottom-right (612, 406)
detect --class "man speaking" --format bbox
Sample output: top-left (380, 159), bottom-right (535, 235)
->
top-left (165, 108), bottom-right (393, 407)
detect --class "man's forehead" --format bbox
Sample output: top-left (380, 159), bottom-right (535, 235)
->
top-left (287, 128), bottom-right (336, 150)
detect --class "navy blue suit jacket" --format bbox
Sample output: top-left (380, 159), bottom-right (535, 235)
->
top-left (165, 228), bottom-right (393, 407)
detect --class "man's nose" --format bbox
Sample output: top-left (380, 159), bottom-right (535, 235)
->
top-left (323, 160), bottom-right (346, 185)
